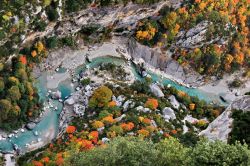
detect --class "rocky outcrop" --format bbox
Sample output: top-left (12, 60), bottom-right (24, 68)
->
top-left (176, 21), bottom-right (210, 49)
top-left (199, 96), bottom-right (250, 142)
top-left (127, 38), bottom-right (204, 87)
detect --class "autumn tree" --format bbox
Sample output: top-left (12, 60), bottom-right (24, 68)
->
top-left (89, 86), bottom-right (113, 108)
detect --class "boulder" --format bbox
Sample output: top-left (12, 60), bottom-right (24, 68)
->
top-left (168, 95), bottom-right (180, 110)
top-left (162, 107), bottom-right (176, 122)
top-left (51, 90), bottom-right (62, 100)
top-left (64, 98), bottom-right (75, 105)
top-left (123, 100), bottom-right (133, 112)
top-left (150, 84), bottom-right (164, 97)
top-left (26, 122), bottom-right (36, 130)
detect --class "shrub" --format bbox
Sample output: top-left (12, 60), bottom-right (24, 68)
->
top-left (80, 78), bottom-right (91, 86)
top-left (229, 79), bottom-right (243, 88)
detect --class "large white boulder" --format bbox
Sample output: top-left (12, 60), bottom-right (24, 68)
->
top-left (168, 95), bottom-right (180, 110)
top-left (150, 83), bottom-right (164, 97)
top-left (162, 107), bottom-right (176, 122)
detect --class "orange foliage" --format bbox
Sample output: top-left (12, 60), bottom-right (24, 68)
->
top-left (120, 122), bottom-right (135, 131)
top-left (102, 116), bottom-right (116, 124)
top-left (189, 103), bottom-right (196, 111)
top-left (19, 55), bottom-right (27, 65)
top-left (199, 2), bottom-right (206, 10)
top-left (144, 98), bottom-right (158, 110)
top-left (32, 161), bottom-right (44, 166)
top-left (142, 118), bottom-right (151, 125)
top-left (41, 157), bottom-right (50, 163)
top-left (81, 140), bottom-right (94, 150)
top-left (66, 126), bottom-right (76, 134)
top-left (138, 129), bottom-right (150, 137)
top-left (108, 101), bottom-right (116, 107)
top-left (171, 129), bottom-right (177, 135)
top-left (235, 52), bottom-right (244, 65)
top-left (88, 131), bottom-right (99, 140)
top-left (31, 50), bottom-right (37, 57)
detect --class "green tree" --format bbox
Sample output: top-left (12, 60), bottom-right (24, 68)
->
top-left (47, 7), bottom-right (59, 22)
top-left (65, 137), bottom-right (159, 166)
top-left (8, 76), bottom-right (20, 86)
top-left (46, 36), bottom-right (58, 49)
top-left (190, 140), bottom-right (250, 166)
top-left (0, 99), bottom-right (12, 121)
top-left (7, 86), bottom-right (21, 101)
top-left (15, 68), bottom-right (28, 81)
top-left (0, 77), bottom-right (4, 92)
top-left (156, 137), bottom-right (190, 165)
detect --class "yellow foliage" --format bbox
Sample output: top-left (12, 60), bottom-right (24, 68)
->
top-left (35, 41), bottom-right (44, 53)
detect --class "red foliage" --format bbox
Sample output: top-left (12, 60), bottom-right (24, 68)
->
top-left (19, 55), bottom-right (27, 65)
top-left (66, 126), bottom-right (76, 134)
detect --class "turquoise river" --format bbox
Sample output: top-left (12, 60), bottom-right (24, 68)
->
top-left (0, 56), bottom-right (226, 154)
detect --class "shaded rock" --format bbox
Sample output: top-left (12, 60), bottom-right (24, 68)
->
top-left (162, 107), bottom-right (176, 122)
top-left (150, 83), bottom-right (164, 97)
top-left (123, 100), bottom-right (133, 112)
top-left (64, 98), bottom-right (75, 105)
top-left (168, 95), bottom-right (180, 110)
top-left (26, 122), bottom-right (36, 130)
top-left (51, 90), bottom-right (62, 100)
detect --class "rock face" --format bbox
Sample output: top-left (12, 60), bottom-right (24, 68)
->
top-left (176, 21), bottom-right (209, 49)
top-left (150, 84), bottom-right (164, 98)
top-left (162, 107), bottom-right (176, 122)
top-left (127, 39), bottom-right (204, 87)
top-left (199, 96), bottom-right (250, 142)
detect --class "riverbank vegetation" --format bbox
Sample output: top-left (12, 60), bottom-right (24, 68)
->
top-left (135, 0), bottom-right (250, 77)
top-left (18, 80), bottom-right (228, 165)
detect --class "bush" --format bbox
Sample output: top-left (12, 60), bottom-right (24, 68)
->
top-left (80, 78), bottom-right (91, 86)
top-left (46, 36), bottom-right (58, 49)
top-left (229, 79), bottom-right (243, 88)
